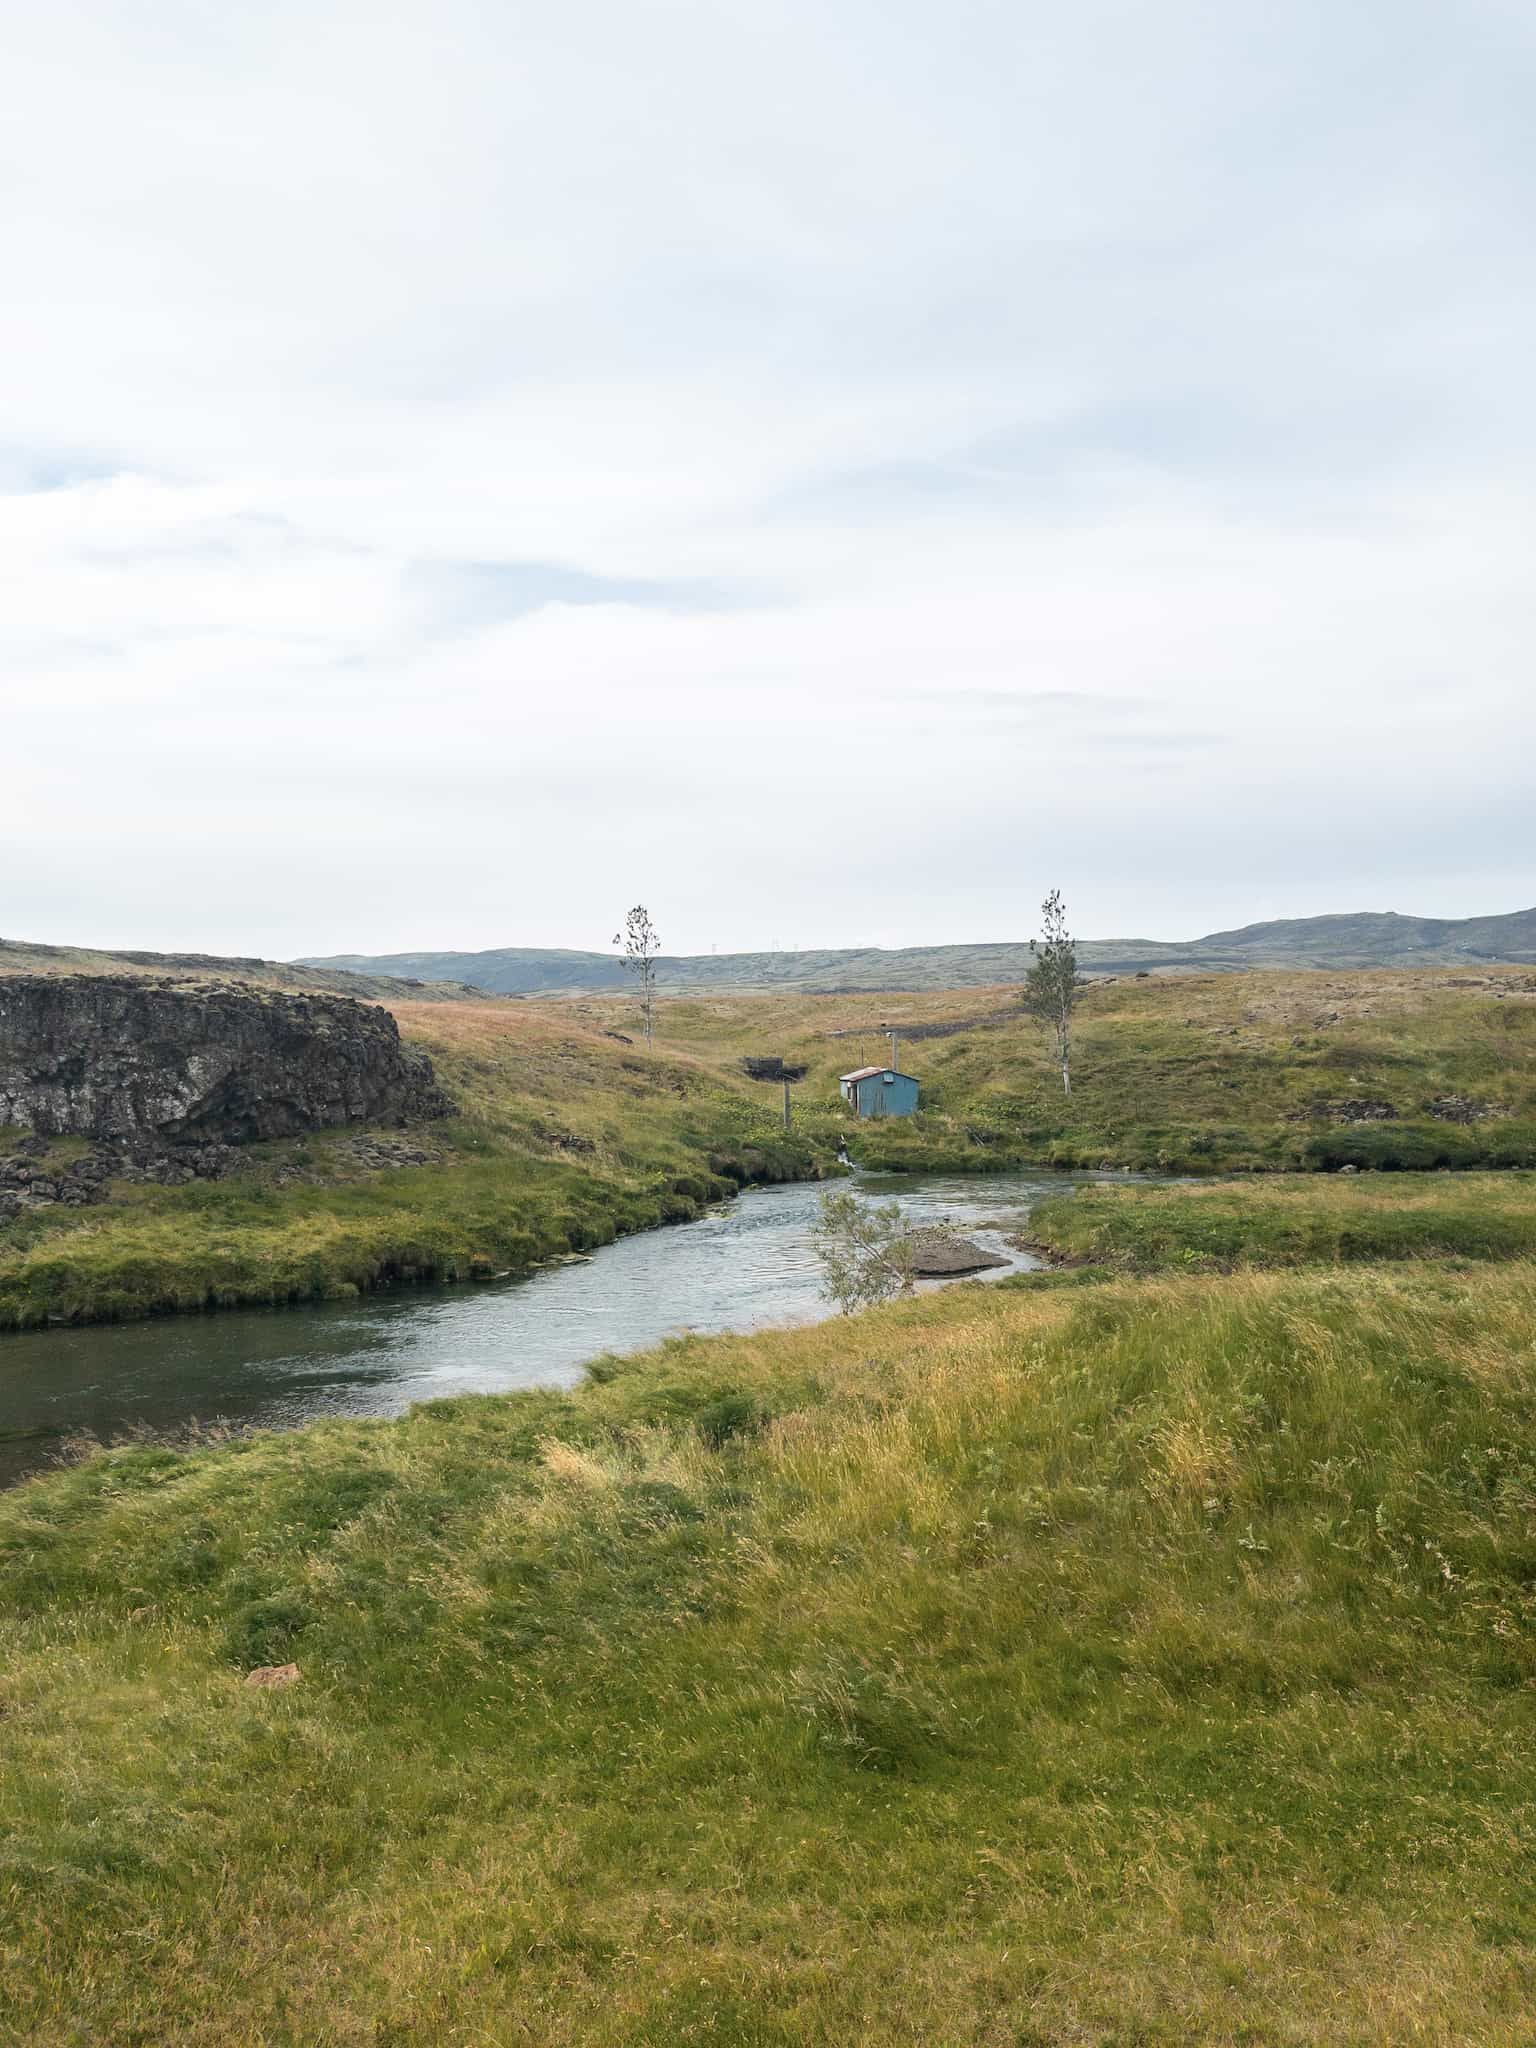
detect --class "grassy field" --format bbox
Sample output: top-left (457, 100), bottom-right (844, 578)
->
top-left (3, 966), bottom-right (1536, 1330)
top-left (3, 1258), bottom-right (1535, 2043)
top-left (0, 1002), bottom-right (829, 1330)
top-left (1028, 1170), bottom-right (1536, 1272)
top-left (592, 966), bottom-right (1536, 1174)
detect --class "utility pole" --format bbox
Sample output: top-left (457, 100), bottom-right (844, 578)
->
top-left (742, 1055), bottom-right (808, 1131)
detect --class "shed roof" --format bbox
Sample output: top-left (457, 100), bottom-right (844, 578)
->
top-left (840, 1065), bottom-right (917, 1083)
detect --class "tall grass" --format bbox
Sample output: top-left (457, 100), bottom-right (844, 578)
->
top-left (1029, 1169), bottom-right (1536, 1270)
top-left (3, 1262), bottom-right (1536, 2041)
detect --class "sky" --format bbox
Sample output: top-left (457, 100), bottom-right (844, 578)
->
top-left (3, 0), bottom-right (1533, 960)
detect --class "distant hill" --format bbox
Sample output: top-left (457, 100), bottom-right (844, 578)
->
top-left (0, 938), bottom-right (489, 1005)
top-left (304, 906), bottom-right (1536, 996)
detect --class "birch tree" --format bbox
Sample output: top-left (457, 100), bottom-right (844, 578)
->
top-left (613, 904), bottom-right (661, 1047)
top-left (812, 1189), bottom-right (915, 1313)
top-left (1023, 888), bottom-right (1079, 1096)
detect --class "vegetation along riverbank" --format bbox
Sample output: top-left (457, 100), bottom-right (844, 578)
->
top-left (4, 1254), bottom-right (1536, 2042)
top-left (1, 964), bottom-right (1533, 1330)
top-left (1026, 1169), bottom-right (1536, 1273)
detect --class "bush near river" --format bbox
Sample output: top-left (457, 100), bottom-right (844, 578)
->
top-left (4, 1259), bottom-right (1536, 2043)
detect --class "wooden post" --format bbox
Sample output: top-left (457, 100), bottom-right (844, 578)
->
top-left (783, 1076), bottom-right (792, 1131)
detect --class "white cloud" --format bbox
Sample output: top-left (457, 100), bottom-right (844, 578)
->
top-left (2, 0), bottom-right (1533, 955)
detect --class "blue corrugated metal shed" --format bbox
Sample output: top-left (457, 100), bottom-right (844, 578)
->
top-left (839, 1065), bottom-right (920, 1118)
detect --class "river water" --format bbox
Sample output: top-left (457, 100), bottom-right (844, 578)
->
top-left (0, 1170), bottom-right (1107, 1488)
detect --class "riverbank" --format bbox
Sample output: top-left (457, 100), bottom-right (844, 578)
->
top-left (0, 1170), bottom-right (1063, 1488)
top-left (0, 1003), bottom-right (833, 1331)
top-left (1025, 1168), bottom-right (1536, 1272)
top-left (5, 1255), bottom-right (1535, 2042)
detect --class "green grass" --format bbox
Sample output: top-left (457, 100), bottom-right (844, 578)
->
top-left (1029, 1170), bottom-right (1536, 1272)
top-left (3, 1261), bottom-right (1536, 2042)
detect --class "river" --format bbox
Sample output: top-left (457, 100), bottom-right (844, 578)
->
top-left (0, 1169), bottom-right (1110, 1487)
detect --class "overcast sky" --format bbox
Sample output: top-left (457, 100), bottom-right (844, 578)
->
top-left (4, 0), bottom-right (1533, 959)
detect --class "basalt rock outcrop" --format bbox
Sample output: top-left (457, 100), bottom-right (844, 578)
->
top-left (0, 976), bottom-right (451, 1144)
top-left (0, 1139), bottom-right (245, 1220)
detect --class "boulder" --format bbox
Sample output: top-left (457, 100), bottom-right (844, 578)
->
top-left (1426, 1095), bottom-right (1499, 1124)
top-left (243, 1663), bottom-right (302, 1689)
top-left (902, 1228), bottom-right (1010, 1276)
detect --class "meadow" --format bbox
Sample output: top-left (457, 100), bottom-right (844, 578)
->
top-left (3, 1258), bottom-right (1535, 2043)
top-left (613, 966), bottom-right (1536, 1174)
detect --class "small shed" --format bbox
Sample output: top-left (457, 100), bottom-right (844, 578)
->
top-left (839, 1066), bottom-right (920, 1119)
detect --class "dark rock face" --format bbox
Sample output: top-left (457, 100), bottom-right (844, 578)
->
top-left (1290, 1098), bottom-right (1398, 1125)
top-left (0, 977), bottom-right (450, 1143)
top-left (1427, 1095), bottom-right (1502, 1124)
top-left (0, 1139), bottom-right (244, 1217)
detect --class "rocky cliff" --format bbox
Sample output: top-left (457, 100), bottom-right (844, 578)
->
top-left (0, 977), bottom-right (451, 1142)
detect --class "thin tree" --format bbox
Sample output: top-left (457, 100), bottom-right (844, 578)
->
top-left (1023, 888), bottom-right (1079, 1096)
top-left (613, 904), bottom-right (662, 1047)
top-left (812, 1188), bottom-right (915, 1314)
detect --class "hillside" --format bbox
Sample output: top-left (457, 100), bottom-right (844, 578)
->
top-left (0, 936), bottom-right (488, 1005)
top-left (4, 1258), bottom-right (1536, 2042)
top-left (304, 903), bottom-right (1536, 994)
top-left (573, 965), bottom-right (1536, 1174)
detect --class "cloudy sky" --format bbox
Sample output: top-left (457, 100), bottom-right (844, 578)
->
top-left (4, 0), bottom-right (1532, 959)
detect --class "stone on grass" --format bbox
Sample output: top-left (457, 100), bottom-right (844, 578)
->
top-left (244, 1663), bottom-right (302, 1689)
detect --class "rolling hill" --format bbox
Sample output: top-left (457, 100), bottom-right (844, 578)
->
top-left (0, 936), bottom-right (489, 1004)
top-left (304, 905), bottom-right (1536, 995)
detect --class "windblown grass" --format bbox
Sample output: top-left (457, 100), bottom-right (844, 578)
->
top-left (3, 1263), bottom-right (1536, 2042)
top-left (1029, 1169), bottom-right (1536, 1272)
